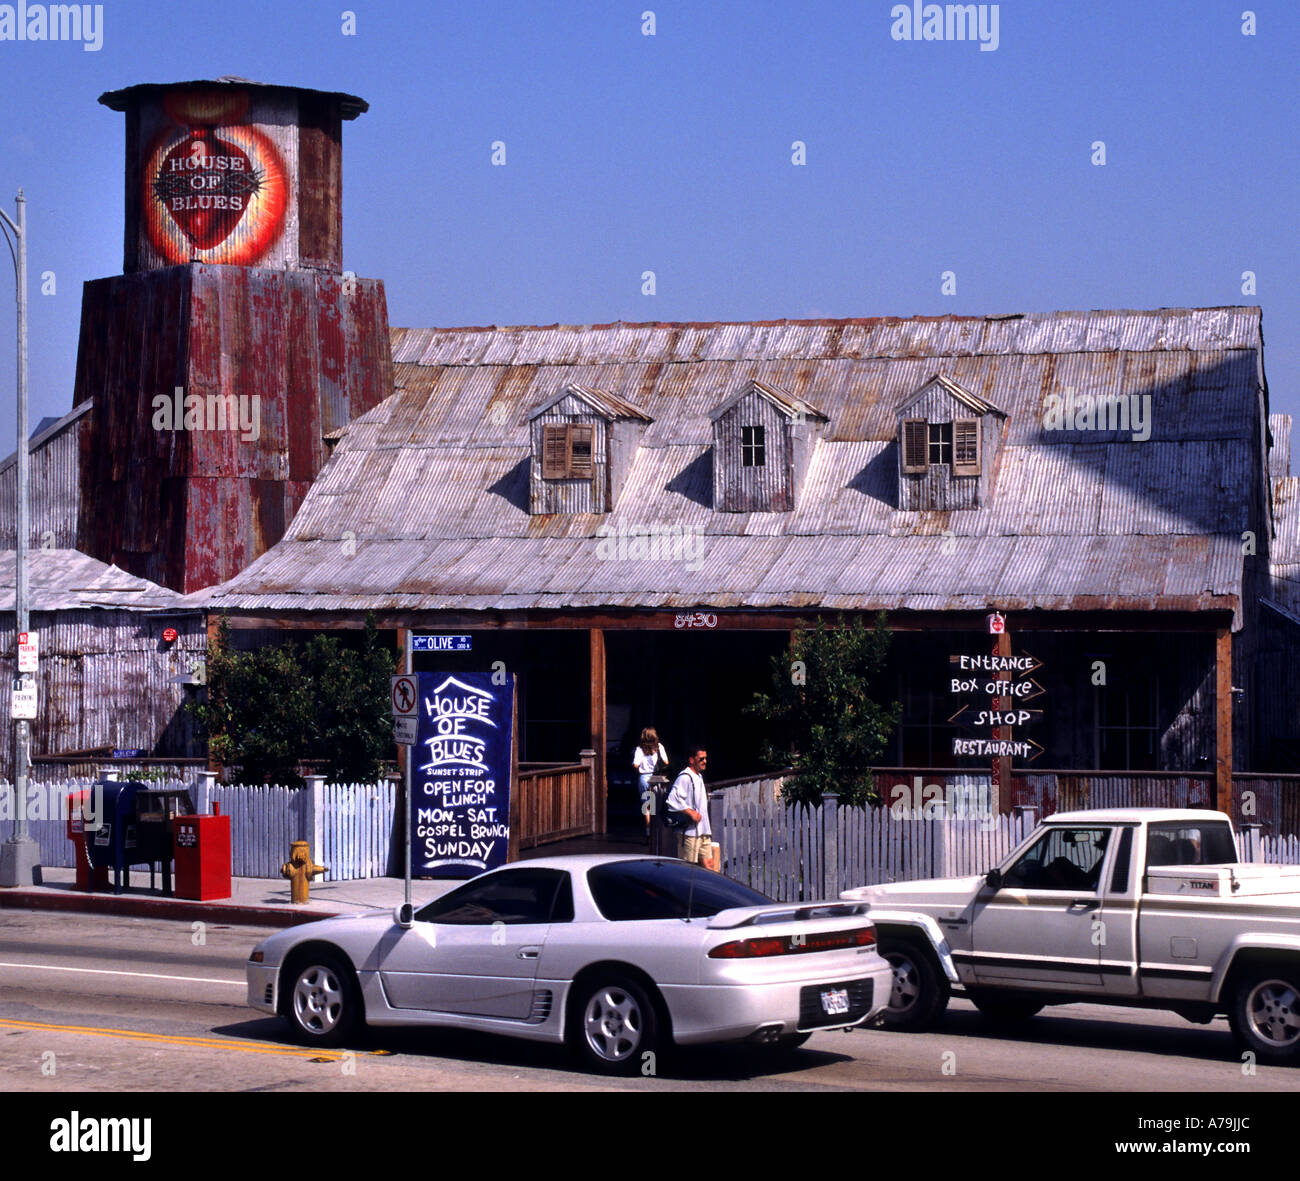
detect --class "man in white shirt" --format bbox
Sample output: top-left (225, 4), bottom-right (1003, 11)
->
top-left (667, 746), bottom-right (711, 865)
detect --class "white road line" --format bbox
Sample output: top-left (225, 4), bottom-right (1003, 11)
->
top-left (0, 960), bottom-right (245, 987)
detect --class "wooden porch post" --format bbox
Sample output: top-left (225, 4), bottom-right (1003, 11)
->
top-left (590, 628), bottom-right (607, 835)
top-left (1215, 627), bottom-right (1233, 815)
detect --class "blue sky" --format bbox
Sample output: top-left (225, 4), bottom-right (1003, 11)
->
top-left (0, 0), bottom-right (1296, 442)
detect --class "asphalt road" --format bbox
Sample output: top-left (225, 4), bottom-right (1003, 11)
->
top-left (2, 908), bottom-right (1299, 1093)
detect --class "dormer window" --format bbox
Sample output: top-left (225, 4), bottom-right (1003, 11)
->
top-left (709, 381), bottom-right (827, 513)
top-left (528, 385), bottom-right (652, 514)
top-left (897, 375), bottom-right (1003, 510)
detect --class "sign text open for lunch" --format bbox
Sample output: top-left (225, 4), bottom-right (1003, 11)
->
top-left (411, 672), bottom-right (514, 878)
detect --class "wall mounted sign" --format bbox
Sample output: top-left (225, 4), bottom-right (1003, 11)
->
top-left (410, 672), bottom-right (514, 878)
top-left (139, 88), bottom-right (289, 267)
top-left (17, 632), bottom-right (38, 673)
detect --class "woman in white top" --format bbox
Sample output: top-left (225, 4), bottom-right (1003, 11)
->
top-left (633, 727), bottom-right (668, 823)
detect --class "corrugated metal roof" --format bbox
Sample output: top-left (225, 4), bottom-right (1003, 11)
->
top-left (528, 383), bottom-right (652, 422)
top-left (200, 307), bottom-right (1270, 621)
top-left (0, 550), bottom-right (189, 612)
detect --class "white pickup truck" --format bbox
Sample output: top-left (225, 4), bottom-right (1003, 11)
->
top-left (840, 808), bottom-right (1300, 1064)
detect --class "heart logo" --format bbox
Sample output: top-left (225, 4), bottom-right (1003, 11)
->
top-left (153, 130), bottom-right (260, 251)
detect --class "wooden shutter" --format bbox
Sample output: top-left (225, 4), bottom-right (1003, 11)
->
top-left (541, 425), bottom-right (569, 479)
top-left (901, 419), bottom-right (929, 474)
top-left (953, 417), bottom-right (981, 476)
top-left (569, 425), bottom-right (594, 477)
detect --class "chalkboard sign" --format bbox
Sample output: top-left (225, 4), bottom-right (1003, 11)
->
top-left (411, 672), bottom-right (514, 878)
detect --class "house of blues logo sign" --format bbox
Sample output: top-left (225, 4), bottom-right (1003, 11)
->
top-left (412, 673), bottom-right (514, 878)
top-left (142, 88), bottom-right (288, 265)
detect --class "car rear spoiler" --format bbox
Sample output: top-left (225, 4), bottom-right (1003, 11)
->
top-left (706, 901), bottom-right (871, 929)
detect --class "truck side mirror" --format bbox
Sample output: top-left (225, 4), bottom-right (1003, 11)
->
top-left (985, 868), bottom-right (1003, 890)
top-left (394, 902), bottom-right (415, 929)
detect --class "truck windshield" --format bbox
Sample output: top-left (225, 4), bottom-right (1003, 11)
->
top-left (1145, 823), bottom-right (1237, 868)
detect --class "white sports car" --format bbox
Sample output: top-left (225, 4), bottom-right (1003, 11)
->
top-left (247, 854), bottom-right (892, 1073)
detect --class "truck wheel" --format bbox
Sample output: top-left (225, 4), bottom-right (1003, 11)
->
top-left (878, 940), bottom-right (949, 1031)
top-left (967, 989), bottom-right (1045, 1025)
top-left (1228, 969), bottom-right (1300, 1065)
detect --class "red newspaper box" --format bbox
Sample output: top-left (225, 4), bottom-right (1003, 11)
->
top-left (173, 810), bottom-right (232, 901)
top-left (67, 789), bottom-right (109, 892)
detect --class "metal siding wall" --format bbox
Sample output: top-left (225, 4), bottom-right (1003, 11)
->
top-left (0, 610), bottom-right (206, 782)
top-left (0, 416), bottom-right (85, 549)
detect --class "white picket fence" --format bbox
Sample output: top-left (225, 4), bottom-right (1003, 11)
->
top-left (714, 794), bottom-right (1300, 903)
top-left (3, 776), bottom-right (397, 881)
top-left (716, 795), bottom-right (1038, 900)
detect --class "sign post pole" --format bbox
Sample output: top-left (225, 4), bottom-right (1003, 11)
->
top-left (0, 190), bottom-right (42, 888)
top-left (404, 647), bottom-right (412, 912)
top-left (988, 613), bottom-right (1013, 815)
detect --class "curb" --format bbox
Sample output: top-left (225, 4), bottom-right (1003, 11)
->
top-left (0, 888), bottom-right (340, 928)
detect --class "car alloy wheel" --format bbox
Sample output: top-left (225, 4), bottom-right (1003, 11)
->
top-left (1237, 975), bottom-right (1300, 1057)
top-left (571, 975), bottom-right (660, 1075)
top-left (287, 954), bottom-right (358, 1046)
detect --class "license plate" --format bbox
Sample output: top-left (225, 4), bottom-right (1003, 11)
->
top-left (820, 987), bottom-right (850, 1016)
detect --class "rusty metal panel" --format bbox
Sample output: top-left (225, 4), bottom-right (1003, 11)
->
top-left (0, 604), bottom-right (205, 781)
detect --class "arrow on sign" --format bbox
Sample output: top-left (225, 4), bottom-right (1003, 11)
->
top-left (1014, 652), bottom-right (1044, 677)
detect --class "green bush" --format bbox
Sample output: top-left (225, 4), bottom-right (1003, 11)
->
top-left (191, 615), bottom-right (398, 784)
top-left (746, 613), bottom-right (901, 806)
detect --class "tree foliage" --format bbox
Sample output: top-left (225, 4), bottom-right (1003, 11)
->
top-left (746, 613), bottom-right (901, 806)
top-left (191, 615), bottom-right (399, 784)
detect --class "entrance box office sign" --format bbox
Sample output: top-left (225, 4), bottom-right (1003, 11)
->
top-left (411, 673), bottom-right (515, 878)
top-left (98, 79), bottom-right (369, 273)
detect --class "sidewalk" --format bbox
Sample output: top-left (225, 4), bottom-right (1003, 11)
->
top-left (0, 867), bottom-right (458, 928)
top-left (0, 828), bottom-right (657, 928)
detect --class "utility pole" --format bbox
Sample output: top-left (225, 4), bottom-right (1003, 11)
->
top-left (0, 189), bottom-right (42, 887)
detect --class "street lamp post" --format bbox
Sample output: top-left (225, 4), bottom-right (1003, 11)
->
top-left (0, 189), bottom-right (42, 888)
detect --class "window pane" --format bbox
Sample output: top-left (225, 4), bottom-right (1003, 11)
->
top-left (1003, 828), bottom-right (1110, 891)
top-left (1147, 823), bottom-right (1237, 868)
top-left (928, 422), bottom-right (952, 465)
top-left (415, 868), bottom-right (565, 924)
top-left (588, 860), bottom-right (771, 920)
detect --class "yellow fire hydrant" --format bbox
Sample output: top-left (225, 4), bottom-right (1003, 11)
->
top-left (281, 840), bottom-right (327, 904)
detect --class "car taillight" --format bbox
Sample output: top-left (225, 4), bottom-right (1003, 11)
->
top-left (708, 927), bottom-right (876, 958)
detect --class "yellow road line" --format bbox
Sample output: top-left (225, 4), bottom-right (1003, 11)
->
top-left (0, 1017), bottom-right (372, 1061)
